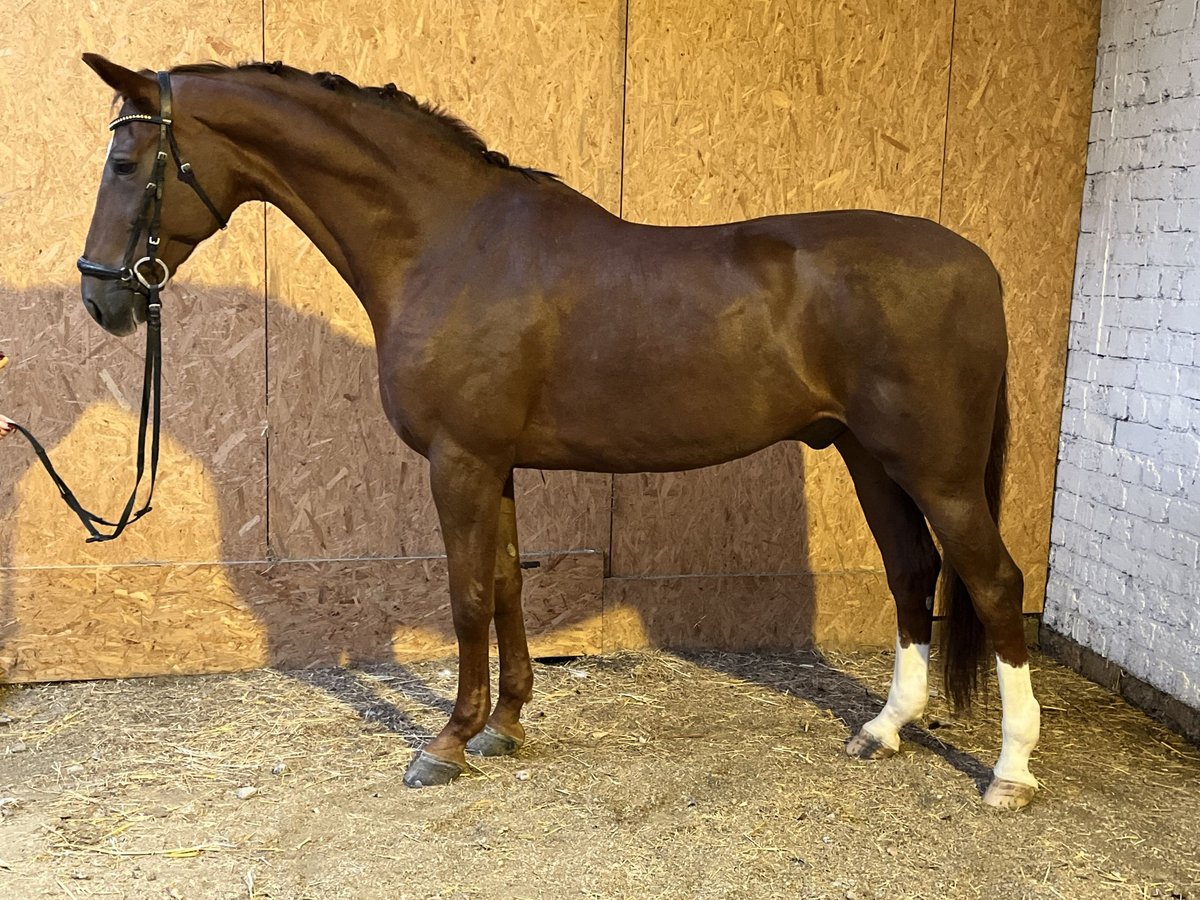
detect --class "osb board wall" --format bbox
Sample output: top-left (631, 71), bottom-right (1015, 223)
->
top-left (603, 571), bottom-right (896, 652)
top-left (0, 552), bottom-right (604, 681)
top-left (937, 0), bottom-right (1102, 610)
top-left (0, 0), bottom-right (274, 684)
top-left (0, 0), bottom-right (267, 568)
top-left (609, 0), bottom-right (1100, 636)
top-left (0, 0), bottom-right (621, 683)
top-left (0, 0), bottom-right (1100, 682)
top-left (614, 0), bottom-right (952, 582)
top-left (261, 0), bottom-right (624, 561)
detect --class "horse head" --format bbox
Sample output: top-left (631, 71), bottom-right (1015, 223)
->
top-left (77, 55), bottom-right (233, 336)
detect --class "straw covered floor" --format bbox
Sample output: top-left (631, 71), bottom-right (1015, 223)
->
top-left (1, 648), bottom-right (1197, 898)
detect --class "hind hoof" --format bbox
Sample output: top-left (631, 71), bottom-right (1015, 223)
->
top-left (467, 725), bottom-right (523, 757)
top-left (983, 778), bottom-right (1037, 810)
top-left (403, 751), bottom-right (464, 788)
top-left (845, 729), bottom-right (897, 760)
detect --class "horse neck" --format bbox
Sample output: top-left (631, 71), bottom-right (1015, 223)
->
top-left (194, 75), bottom-right (496, 321)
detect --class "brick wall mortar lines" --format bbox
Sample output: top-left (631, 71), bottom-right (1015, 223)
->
top-left (1045, 0), bottom-right (1200, 711)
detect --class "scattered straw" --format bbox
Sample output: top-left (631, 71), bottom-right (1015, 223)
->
top-left (0, 649), bottom-right (1195, 898)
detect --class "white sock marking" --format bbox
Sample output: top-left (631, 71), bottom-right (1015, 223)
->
top-left (861, 638), bottom-right (929, 751)
top-left (994, 657), bottom-right (1041, 787)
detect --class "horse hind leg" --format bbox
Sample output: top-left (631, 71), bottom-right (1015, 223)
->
top-left (837, 433), bottom-right (940, 760)
top-left (467, 472), bottom-right (533, 758)
top-left (907, 480), bottom-right (1040, 810)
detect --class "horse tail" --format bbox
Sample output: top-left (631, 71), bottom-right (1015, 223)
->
top-left (940, 369), bottom-right (1008, 711)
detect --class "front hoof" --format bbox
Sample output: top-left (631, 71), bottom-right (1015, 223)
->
top-left (403, 751), bottom-right (464, 788)
top-left (983, 778), bottom-right (1037, 810)
top-left (845, 729), bottom-right (897, 760)
top-left (467, 725), bottom-right (523, 757)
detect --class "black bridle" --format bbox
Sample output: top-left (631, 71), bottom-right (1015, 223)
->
top-left (7, 70), bottom-right (226, 542)
top-left (77, 71), bottom-right (228, 287)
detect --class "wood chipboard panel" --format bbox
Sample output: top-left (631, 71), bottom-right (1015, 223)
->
top-left (0, 1), bottom-right (266, 568)
top-left (603, 571), bottom-right (896, 652)
top-left (614, 0), bottom-right (954, 587)
top-left (613, 0), bottom-right (1099, 632)
top-left (1, 551), bottom-right (603, 682)
top-left (262, 0), bottom-right (625, 560)
top-left (0, 1), bottom-right (264, 682)
top-left (939, 0), bottom-right (1101, 612)
top-left (0, 0), bottom-right (1100, 681)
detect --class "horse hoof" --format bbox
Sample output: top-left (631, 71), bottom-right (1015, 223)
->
top-left (983, 778), bottom-right (1037, 810)
top-left (845, 729), bottom-right (896, 760)
top-left (403, 751), bottom-right (464, 788)
top-left (466, 725), bottom-right (523, 757)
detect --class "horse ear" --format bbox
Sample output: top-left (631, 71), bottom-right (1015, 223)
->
top-left (82, 53), bottom-right (160, 112)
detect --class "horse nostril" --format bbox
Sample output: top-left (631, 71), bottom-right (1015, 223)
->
top-left (83, 297), bottom-right (104, 326)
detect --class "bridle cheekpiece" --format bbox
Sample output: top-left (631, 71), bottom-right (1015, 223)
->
top-left (76, 70), bottom-right (227, 298)
top-left (11, 70), bottom-right (231, 542)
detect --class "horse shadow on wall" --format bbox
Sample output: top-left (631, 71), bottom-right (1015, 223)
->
top-left (0, 280), bottom-right (988, 786)
top-left (0, 280), bottom-right (458, 673)
top-left (0, 280), bottom-right (825, 671)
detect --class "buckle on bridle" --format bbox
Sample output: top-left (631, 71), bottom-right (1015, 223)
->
top-left (132, 256), bottom-right (171, 291)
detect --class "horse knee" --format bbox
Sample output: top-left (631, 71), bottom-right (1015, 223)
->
top-left (451, 593), bottom-right (493, 634)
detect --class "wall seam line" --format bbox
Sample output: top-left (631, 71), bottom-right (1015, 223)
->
top-left (936, 0), bottom-right (958, 224)
top-left (607, 0), bottom-right (632, 589)
top-left (261, 0), bottom-right (272, 561)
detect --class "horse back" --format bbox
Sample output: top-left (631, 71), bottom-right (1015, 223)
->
top-left (379, 192), bottom-right (1005, 471)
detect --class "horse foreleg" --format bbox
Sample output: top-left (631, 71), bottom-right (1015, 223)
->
top-left (467, 472), bottom-right (532, 757)
top-left (403, 443), bottom-right (507, 788)
top-left (837, 434), bottom-right (940, 759)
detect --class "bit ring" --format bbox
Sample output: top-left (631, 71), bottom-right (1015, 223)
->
top-left (132, 256), bottom-right (170, 291)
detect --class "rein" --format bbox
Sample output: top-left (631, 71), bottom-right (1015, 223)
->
top-left (8, 71), bottom-right (226, 543)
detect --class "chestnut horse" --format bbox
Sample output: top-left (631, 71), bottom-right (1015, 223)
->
top-left (77, 55), bottom-right (1041, 809)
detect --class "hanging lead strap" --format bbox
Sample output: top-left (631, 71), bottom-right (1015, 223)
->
top-left (6, 299), bottom-right (162, 542)
top-left (5, 72), bottom-right (174, 543)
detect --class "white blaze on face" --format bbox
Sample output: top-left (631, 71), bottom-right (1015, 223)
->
top-left (860, 638), bottom-right (930, 751)
top-left (994, 657), bottom-right (1041, 787)
top-left (105, 133), bottom-right (115, 163)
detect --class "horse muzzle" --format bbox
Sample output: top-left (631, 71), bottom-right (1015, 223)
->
top-left (80, 276), bottom-right (147, 336)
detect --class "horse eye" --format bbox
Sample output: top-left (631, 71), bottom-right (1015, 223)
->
top-left (112, 160), bottom-right (138, 176)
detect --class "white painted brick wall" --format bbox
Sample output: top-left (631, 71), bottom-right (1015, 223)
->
top-left (1045, 0), bottom-right (1200, 710)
